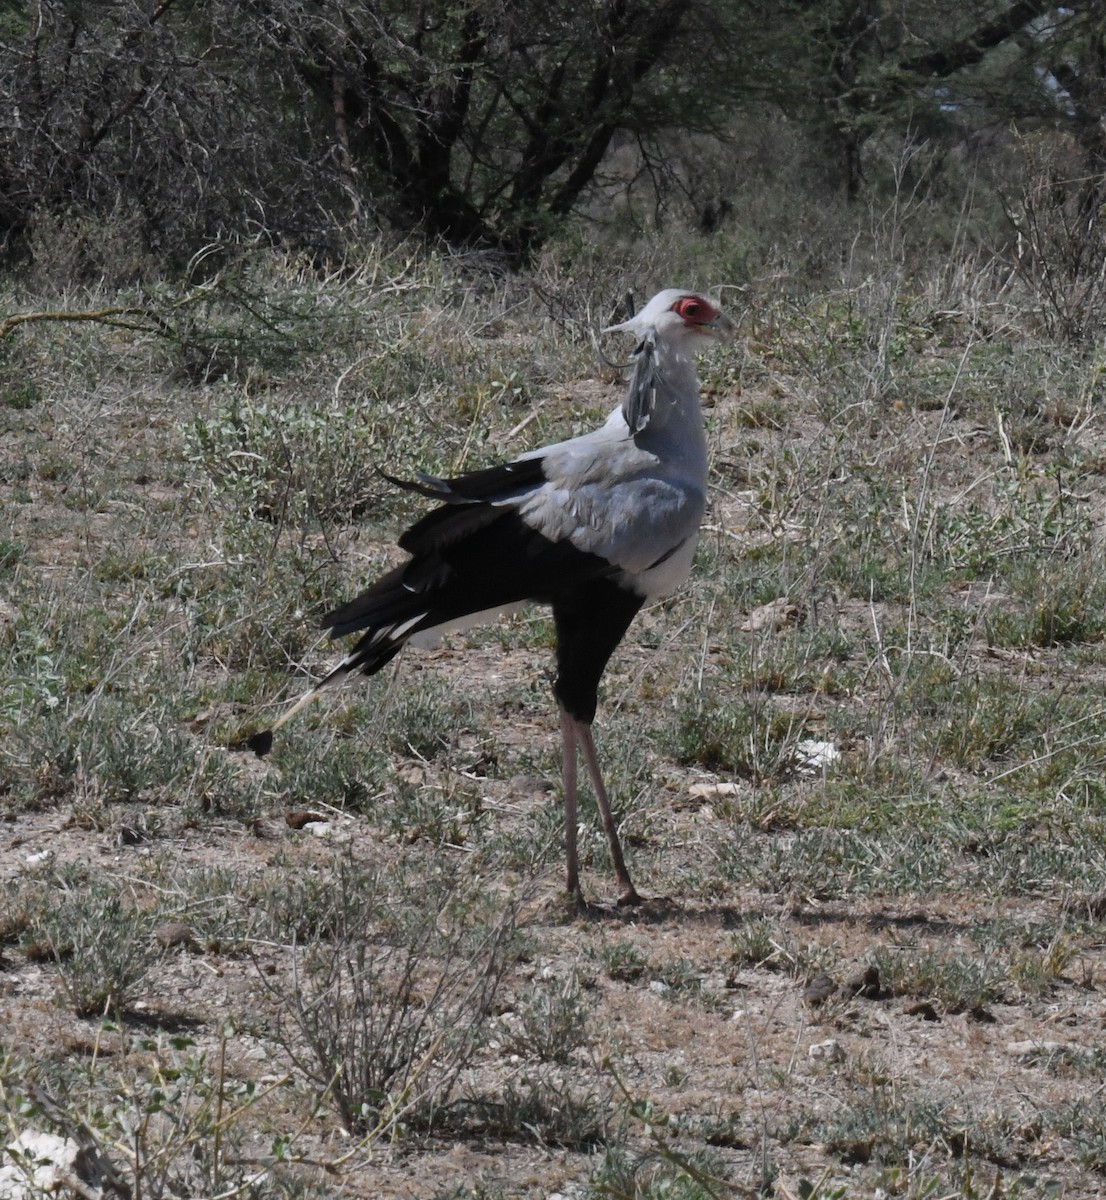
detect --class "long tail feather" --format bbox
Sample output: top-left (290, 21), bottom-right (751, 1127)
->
top-left (243, 659), bottom-right (351, 757)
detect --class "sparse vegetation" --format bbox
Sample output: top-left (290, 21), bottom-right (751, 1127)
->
top-left (262, 854), bottom-right (520, 1136)
top-left (7, 159), bottom-right (1106, 1195)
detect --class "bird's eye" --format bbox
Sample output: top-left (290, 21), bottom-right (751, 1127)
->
top-left (676, 298), bottom-right (701, 318)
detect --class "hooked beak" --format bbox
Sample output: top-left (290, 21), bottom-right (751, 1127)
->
top-left (603, 310), bottom-right (736, 338)
top-left (693, 311), bottom-right (736, 338)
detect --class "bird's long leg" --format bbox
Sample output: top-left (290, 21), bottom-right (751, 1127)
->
top-left (575, 718), bottom-right (643, 906)
top-left (560, 707), bottom-right (582, 900)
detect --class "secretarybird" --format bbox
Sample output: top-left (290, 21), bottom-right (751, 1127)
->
top-left (249, 289), bottom-right (734, 904)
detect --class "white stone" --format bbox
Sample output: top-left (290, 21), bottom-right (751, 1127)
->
top-left (305, 821), bottom-right (351, 843)
top-left (688, 782), bottom-right (742, 799)
top-left (1005, 1039), bottom-right (1072, 1059)
top-left (809, 1038), bottom-right (846, 1063)
top-left (741, 599), bottom-right (803, 632)
top-left (0, 1130), bottom-right (85, 1197)
top-left (794, 740), bottom-right (840, 774)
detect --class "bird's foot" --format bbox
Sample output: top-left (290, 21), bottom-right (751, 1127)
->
top-left (560, 882), bottom-right (591, 914)
top-left (616, 887), bottom-right (645, 908)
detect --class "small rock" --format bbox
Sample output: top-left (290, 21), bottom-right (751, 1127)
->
top-left (1006, 1039), bottom-right (1071, 1060)
top-left (509, 773), bottom-right (553, 796)
top-left (688, 782), bottom-right (742, 800)
top-left (649, 980), bottom-right (670, 996)
top-left (741, 598), bottom-right (804, 632)
top-left (0, 1130), bottom-right (88, 1199)
top-left (155, 921), bottom-right (198, 951)
top-left (809, 1038), bottom-right (845, 1063)
top-left (24, 849), bottom-right (53, 871)
top-left (845, 963), bottom-right (881, 999)
top-left (803, 973), bottom-right (837, 1006)
top-left (794, 739), bottom-right (841, 774)
top-left (306, 820), bottom-right (351, 842)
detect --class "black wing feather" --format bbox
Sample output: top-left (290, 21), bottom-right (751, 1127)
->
top-left (323, 507), bottom-right (619, 676)
top-left (384, 455), bottom-right (546, 506)
top-left (621, 334), bottom-right (658, 434)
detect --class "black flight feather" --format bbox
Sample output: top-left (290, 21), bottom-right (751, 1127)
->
top-left (621, 334), bottom-right (658, 434)
top-left (322, 508), bottom-right (620, 673)
top-left (382, 455), bottom-right (547, 505)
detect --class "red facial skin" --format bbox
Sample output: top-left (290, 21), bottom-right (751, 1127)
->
top-left (671, 295), bottom-right (721, 330)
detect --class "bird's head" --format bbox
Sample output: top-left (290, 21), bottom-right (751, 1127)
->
top-left (604, 289), bottom-right (734, 344)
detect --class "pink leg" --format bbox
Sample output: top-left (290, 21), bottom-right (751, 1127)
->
top-left (560, 708), bottom-right (581, 899)
top-left (571, 714), bottom-right (643, 906)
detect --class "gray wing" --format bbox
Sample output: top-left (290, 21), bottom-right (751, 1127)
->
top-left (517, 424), bottom-right (705, 582)
top-left (377, 417), bottom-right (704, 600)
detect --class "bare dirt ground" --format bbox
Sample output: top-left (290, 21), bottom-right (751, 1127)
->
top-left (5, 799), bottom-right (1106, 1198)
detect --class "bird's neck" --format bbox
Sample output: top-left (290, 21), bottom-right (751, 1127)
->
top-left (651, 343), bottom-right (704, 428)
top-left (635, 342), bottom-right (707, 474)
